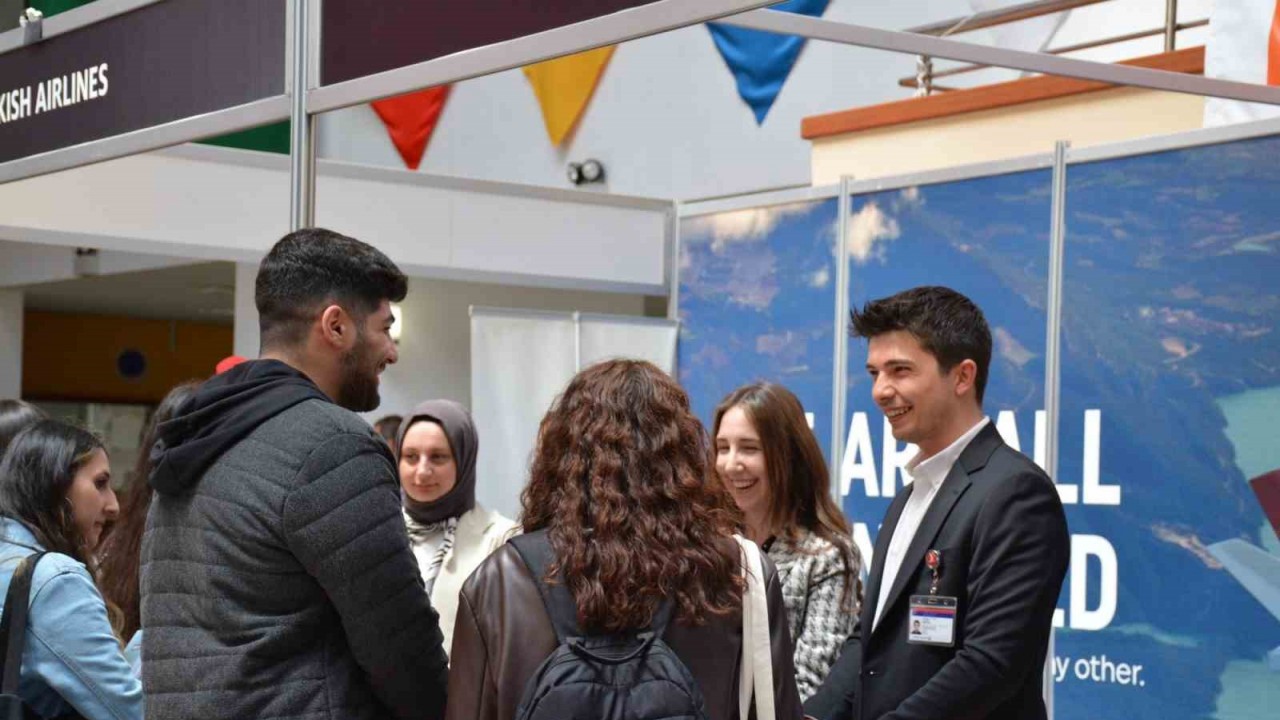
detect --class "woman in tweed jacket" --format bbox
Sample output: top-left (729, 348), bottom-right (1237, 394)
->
top-left (713, 382), bottom-right (863, 699)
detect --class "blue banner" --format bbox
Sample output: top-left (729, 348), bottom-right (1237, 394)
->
top-left (679, 197), bottom-right (838, 460)
top-left (839, 170), bottom-right (1053, 635)
top-left (1053, 135), bottom-right (1280, 719)
top-left (678, 136), bottom-right (1280, 718)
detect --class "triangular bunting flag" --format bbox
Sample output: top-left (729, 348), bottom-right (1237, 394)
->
top-left (707, 0), bottom-right (829, 124)
top-left (371, 86), bottom-right (451, 170)
top-left (523, 46), bottom-right (616, 146)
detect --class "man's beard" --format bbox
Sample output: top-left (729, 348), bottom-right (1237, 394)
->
top-left (336, 331), bottom-right (382, 412)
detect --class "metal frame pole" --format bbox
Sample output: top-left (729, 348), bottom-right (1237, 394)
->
top-left (830, 176), bottom-right (852, 504)
top-left (1042, 140), bottom-right (1069, 720)
top-left (289, 0), bottom-right (314, 231)
top-left (1164, 0), bottom-right (1178, 53)
top-left (667, 203), bottom-right (682, 321)
top-left (718, 10), bottom-right (1280, 106)
top-left (573, 311), bottom-right (583, 371)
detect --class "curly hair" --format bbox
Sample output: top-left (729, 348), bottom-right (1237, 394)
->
top-left (521, 359), bottom-right (744, 634)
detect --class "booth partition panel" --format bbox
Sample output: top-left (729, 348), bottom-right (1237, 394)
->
top-left (1056, 134), bottom-right (1280, 720)
top-left (678, 197), bottom-right (840, 461)
top-left (471, 309), bottom-right (578, 520)
top-left (839, 169), bottom-right (1054, 601)
top-left (470, 308), bottom-right (679, 521)
top-left (676, 135), bottom-right (1280, 719)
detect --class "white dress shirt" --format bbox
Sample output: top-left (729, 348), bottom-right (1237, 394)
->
top-left (872, 417), bottom-right (990, 632)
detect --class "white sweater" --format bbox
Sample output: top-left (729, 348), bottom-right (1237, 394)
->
top-left (405, 503), bottom-right (520, 655)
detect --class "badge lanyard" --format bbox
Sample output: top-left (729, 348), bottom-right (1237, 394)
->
top-left (909, 548), bottom-right (957, 647)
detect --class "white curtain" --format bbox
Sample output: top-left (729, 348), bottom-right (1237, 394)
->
top-left (470, 309), bottom-right (577, 520)
top-left (470, 308), bottom-right (678, 520)
top-left (471, 304), bottom-right (686, 517)
top-left (578, 313), bottom-right (679, 372)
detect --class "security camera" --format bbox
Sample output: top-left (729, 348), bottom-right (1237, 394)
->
top-left (566, 159), bottom-right (605, 185)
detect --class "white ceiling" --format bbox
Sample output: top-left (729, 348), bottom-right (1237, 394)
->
top-left (21, 261), bottom-right (235, 325)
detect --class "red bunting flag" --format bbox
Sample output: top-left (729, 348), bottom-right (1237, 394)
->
top-left (371, 86), bottom-right (452, 170)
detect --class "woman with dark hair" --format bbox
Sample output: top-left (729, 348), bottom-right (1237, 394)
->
top-left (0, 420), bottom-right (142, 719)
top-left (97, 380), bottom-right (201, 670)
top-left (374, 414), bottom-right (403, 449)
top-left (713, 382), bottom-right (862, 699)
top-left (0, 399), bottom-right (47, 458)
top-left (394, 399), bottom-right (517, 655)
top-left (446, 359), bottom-right (803, 720)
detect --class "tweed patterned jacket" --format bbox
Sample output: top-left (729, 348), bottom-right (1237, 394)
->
top-left (766, 527), bottom-right (862, 700)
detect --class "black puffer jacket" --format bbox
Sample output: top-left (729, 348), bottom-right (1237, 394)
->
top-left (141, 360), bottom-right (448, 720)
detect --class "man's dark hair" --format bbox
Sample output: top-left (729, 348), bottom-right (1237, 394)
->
top-left (256, 228), bottom-right (408, 349)
top-left (850, 286), bottom-right (993, 404)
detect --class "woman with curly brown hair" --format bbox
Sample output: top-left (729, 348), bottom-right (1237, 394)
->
top-left (713, 382), bottom-right (863, 700)
top-left (446, 359), bottom-right (803, 720)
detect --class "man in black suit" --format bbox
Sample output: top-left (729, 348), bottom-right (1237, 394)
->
top-left (806, 286), bottom-right (1069, 720)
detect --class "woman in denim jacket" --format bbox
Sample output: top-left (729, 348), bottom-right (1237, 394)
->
top-left (0, 420), bottom-right (142, 720)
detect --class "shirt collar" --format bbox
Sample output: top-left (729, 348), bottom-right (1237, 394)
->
top-left (0, 518), bottom-right (44, 550)
top-left (905, 417), bottom-right (991, 493)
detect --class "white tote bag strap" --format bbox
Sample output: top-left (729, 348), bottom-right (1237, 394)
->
top-left (735, 535), bottom-right (776, 720)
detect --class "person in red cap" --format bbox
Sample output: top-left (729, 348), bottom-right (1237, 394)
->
top-left (214, 355), bottom-right (247, 375)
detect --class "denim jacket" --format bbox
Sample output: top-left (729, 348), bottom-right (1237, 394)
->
top-left (0, 519), bottom-right (142, 720)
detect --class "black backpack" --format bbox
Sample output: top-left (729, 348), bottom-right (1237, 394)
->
top-left (509, 531), bottom-right (712, 720)
top-left (0, 553), bottom-right (45, 720)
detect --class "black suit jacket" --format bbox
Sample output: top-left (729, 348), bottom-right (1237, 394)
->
top-left (805, 423), bottom-right (1069, 720)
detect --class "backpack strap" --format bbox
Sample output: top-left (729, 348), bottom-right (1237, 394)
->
top-left (734, 536), bottom-right (775, 720)
top-left (648, 598), bottom-right (676, 639)
top-left (510, 532), bottom-right (678, 642)
top-left (0, 552), bottom-right (46, 695)
top-left (510, 531), bottom-right (583, 642)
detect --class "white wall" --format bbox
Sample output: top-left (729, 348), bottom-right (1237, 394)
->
top-left (0, 145), bottom-right (671, 293)
top-left (0, 240), bottom-right (195, 288)
top-left (315, 0), bottom-right (1213, 201)
top-left (365, 276), bottom-right (648, 423)
top-left (0, 289), bottom-right (22, 399)
top-left (233, 262), bottom-right (259, 360)
top-left (811, 87), bottom-right (1205, 183)
top-left (232, 265), bottom-right (648, 420)
top-left (316, 0), bottom-right (956, 201)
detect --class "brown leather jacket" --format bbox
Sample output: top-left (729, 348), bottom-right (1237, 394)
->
top-left (447, 541), bottom-right (805, 720)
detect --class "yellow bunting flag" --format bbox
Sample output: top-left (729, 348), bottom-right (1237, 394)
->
top-left (523, 46), bottom-right (616, 146)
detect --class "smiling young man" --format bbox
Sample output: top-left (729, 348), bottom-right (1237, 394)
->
top-left (806, 286), bottom-right (1069, 720)
top-left (141, 229), bottom-right (448, 720)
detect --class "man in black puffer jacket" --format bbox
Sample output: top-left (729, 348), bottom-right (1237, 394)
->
top-left (141, 229), bottom-right (448, 720)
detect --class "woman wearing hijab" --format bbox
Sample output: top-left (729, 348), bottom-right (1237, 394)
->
top-left (395, 399), bottom-right (519, 654)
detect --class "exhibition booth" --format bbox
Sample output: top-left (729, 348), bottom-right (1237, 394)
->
top-left (678, 117), bottom-right (1280, 719)
top-left (2, 1), bottom-right (1278, 717)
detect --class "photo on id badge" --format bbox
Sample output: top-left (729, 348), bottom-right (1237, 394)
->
top-left (909, 548), bottom-right (957, 647)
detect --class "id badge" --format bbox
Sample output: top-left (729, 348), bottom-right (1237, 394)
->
top-left (908, 595), bottom-right (958, 647)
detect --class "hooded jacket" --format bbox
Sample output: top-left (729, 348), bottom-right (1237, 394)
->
top-left (141, 360), bottom-right (449, 720)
